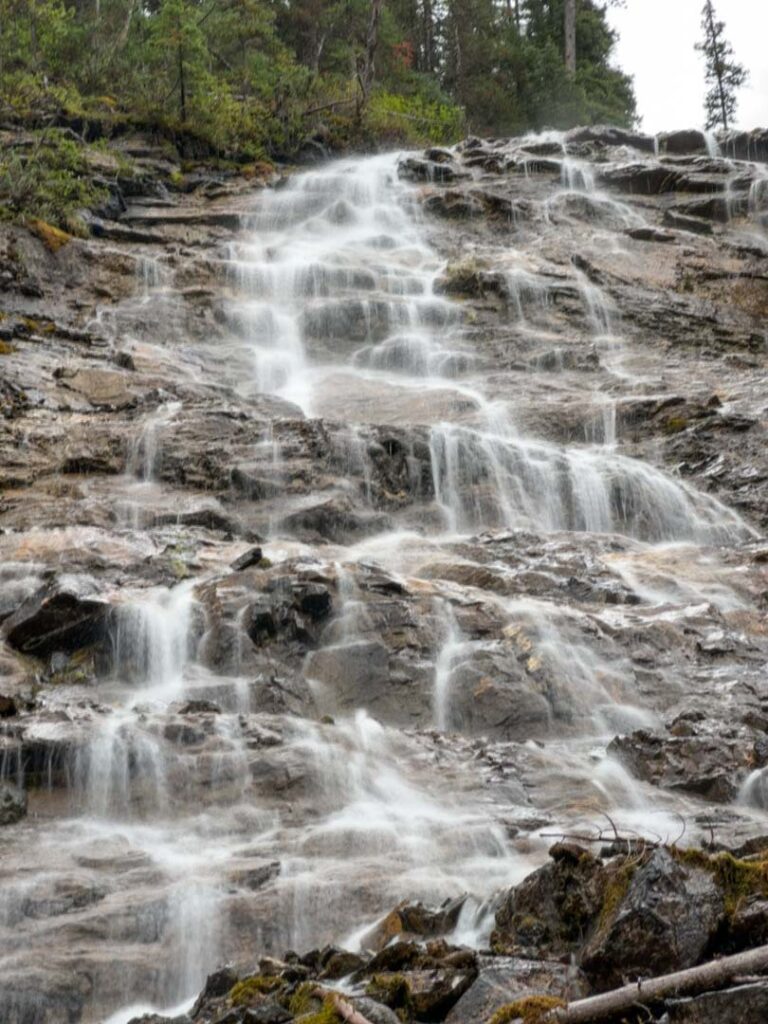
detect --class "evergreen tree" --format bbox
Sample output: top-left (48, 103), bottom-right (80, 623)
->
top-left (695, 0), bottom-right (748, 131)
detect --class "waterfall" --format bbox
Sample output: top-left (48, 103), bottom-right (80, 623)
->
top-left (6, 132), bottom-right (768, 1024)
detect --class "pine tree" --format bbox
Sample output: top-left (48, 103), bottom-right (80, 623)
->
top-left (695, 0), bottom-right (748, 131)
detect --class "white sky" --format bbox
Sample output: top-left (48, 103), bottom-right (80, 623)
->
top-left (606, 0), bottom-right (768, 132)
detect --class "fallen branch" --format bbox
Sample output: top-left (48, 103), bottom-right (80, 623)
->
top-left (311, 988), bottom-right (375, 1024)
top-left (549, 944), bottom-right (768, 1023)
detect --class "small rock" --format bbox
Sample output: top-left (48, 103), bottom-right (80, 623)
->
top-left (0, 785), bottom-right (27, 825)
top-left (230, 547), bottom-right (264, 572)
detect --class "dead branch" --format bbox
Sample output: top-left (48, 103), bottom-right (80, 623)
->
top-left (549, 944), bottom-right (768, 1023)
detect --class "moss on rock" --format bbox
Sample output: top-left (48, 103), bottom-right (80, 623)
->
top-left (488, 995), bottom-right (565, 1024)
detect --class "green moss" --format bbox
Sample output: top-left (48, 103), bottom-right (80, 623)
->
top-left (288, 983), bottom-right (317, 1017)
top-left (663, 416), bottom-right (689, 434)
top-left (597, 862), bottom-right (636, 929)
top-left (673, 848), bottom-right (768, 916)
top-left (288, 985), bottom-right (343, 1024)
top-left (489, 996), bottom-right (565, 1024)
top-left (0, 340), bottom-right (14, 354)
top-left (229, 974), bottom-right (283, 1006)
top-left (258, 557), bottom-right (273, 569)
top-left (365, 973), bottom-right (413, 1018)
top-left (296, 1002), bottom-right (343, 1024)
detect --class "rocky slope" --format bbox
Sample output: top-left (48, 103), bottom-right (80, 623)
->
top-left (1, 125), bottom-right (768, 1024)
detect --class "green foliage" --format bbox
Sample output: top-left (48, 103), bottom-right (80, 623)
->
top-left (0, 130), bottom-right (107, 229)
top-left (366, 91), bottom-right (464, 146)
top-left (0, 0), bottom-right (635, 166)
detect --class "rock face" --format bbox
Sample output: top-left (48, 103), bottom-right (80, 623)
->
top-left (1, 125), bottom-right (768, 1023)
top-left (2, 576), bottom-right (109, 657)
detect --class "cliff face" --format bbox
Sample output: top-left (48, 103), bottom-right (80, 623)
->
top-left (0, 126), bottom-right (767, 1024)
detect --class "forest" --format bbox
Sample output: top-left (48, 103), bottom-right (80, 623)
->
top-left (0, 0), bottom-right (636, 158)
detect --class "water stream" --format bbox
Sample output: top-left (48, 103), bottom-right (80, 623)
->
top-left (1, 142), bottom-right (766, 1023)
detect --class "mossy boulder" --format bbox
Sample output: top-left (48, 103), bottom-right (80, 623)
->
top-left (582, 847), bottom-right (724, 989)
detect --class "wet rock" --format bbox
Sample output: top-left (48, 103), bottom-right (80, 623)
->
top-left (445, 955), bottom-right (589, 1024)
top-left (193, 965), bottom-right (239, 1009)
top-left (2, 576), bottom-right (109, 657)
top-left (0, 695), bottom-right (17, 718)
top-left (608, 727), bottom-right (756, 803)
top-left (667, 981), bottom-right (768, 1022)
top-left (0, 784), bottom-right (27, 825)
top-left (424, 148), bottom-right (455, 164)
top-left (318, 949), bottom-right (367, 980)
top-left (349, 997), bottom-right (401, 1024)
top-left (722, 898), bottom-right (768, 952)
top-left (281, 499), bottom-right (391, 544)
top-left (422, 190), bottom-right (484, 218)
top-left (249, 675), bottom-right (315, 717)
top-left (244, 579), bottom-right (333, 650)
top-left (672, 195), bottom-right (732, 222)
top-left (658, 130), bottom-right (707, 155)
top-left (230, 547), bottom-right (264, 572)
top-left (398, 157), bottom-right (463, 183)
top-left (583, 126), bottom-right (656, 151)
top-left (600, 164), bottom-right (684, 194)
top-left (719, 129), bottom-right (768, 163)
top-left (361, 897), bottom-right (467, 952)
top-left (447, 651), bottom-right (554, 739)
top-left (241, 1004), bottom-right (293, 1024)
top-left (492, 842), bottom-right (607, 957)
top-left (662, 210), bottom-right (713, 235)
top-left (582, 848), bottom-right (724, 989)
top-left (626, 226), bottom-right (677, 243)
top-left (367, 966), bottom-right (476, 1021)
top-left (305, 640), bottom-right (390, 706)
top-left (55, 367), bottom-right (139, 410)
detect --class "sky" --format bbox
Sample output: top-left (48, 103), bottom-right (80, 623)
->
top-left (606, 0), bottom-right (768, 132)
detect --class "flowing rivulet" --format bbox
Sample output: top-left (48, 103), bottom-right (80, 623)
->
top-left (1, 126), bottom-right (768, 1024)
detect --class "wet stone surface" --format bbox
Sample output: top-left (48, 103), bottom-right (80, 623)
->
top-left (0, 127), bottom-right (767, 1023)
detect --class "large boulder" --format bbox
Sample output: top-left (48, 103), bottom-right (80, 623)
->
top-left (491, 842), bottom-right (608, 957)
top-left (657, 130), bottom-right (707, 155)
top-left (608, 726), bottom-right (761, 803)
top-left (667, 981), bottom-right (768, 1022)
top-left (445, 956), bottom-right (588, 1024)
top-left (582, 848), bottom-right (724, 989)
top-left (1, 576), bottom-right (110, 658)
top-left (360, 897), bottom-right (467, 952)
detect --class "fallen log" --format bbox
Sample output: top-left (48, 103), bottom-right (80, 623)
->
top-left (311, 987), bottom-right (375, 1024)
top-left (550, 944), bottom-right (768, 1022)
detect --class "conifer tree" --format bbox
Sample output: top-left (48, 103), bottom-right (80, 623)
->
top-left (695, 0), bottom-right (748, 131)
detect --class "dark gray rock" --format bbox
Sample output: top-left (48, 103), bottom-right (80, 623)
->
top-left (2, 576), bottom-right (109, 657)
top-left (0, 784), bottom-right (27, 825)
top-left (582, 848), bottom-right (724, 988)
top-left (445, 955), bottom-right (588, 1024)
top-left (667, 982), bottom-right (768, 1022)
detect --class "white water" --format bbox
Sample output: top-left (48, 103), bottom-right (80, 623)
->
top-left (4, 141), bottom-right (766, 1024)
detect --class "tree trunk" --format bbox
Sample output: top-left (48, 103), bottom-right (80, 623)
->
top-left (178, 26), bottom-right (187, 122)
top-left (705, 0), bottom-right (729, 129)
top-left (357, 0), bottom-right (385, 115)
top-left (550, 944), bottom-right (768, 1023)
top-left (422, 0), bottom-right (434, 72)
top-left (564, 0), bottom-right (576, 77)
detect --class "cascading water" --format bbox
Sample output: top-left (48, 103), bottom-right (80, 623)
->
top-left (3, 132), bottom-right (767, 1024)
